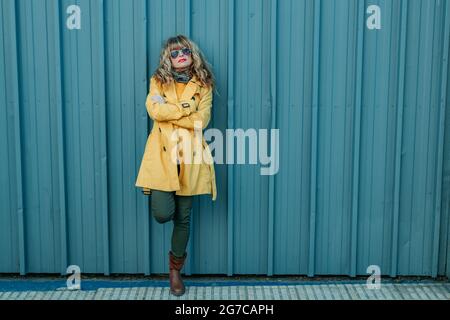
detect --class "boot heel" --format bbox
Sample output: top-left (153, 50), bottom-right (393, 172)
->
top-left (169, 251), bottom-right (187, 296)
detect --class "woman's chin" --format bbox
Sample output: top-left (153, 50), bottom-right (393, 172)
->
top-left (175, 63), bottom-right (191, 70)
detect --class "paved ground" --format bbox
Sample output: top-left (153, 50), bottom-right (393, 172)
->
top-left (0, 276), bottom-right (448, 300)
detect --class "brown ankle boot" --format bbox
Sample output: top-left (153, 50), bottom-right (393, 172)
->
top-left (169, 250), bottom-right (187, 296)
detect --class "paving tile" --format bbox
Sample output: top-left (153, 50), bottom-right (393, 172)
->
top-left (0, 278), bottom-right (448, 300)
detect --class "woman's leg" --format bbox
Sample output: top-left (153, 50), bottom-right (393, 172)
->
top-left (171, 194), bottom-right (193, 258)
top-left (151, 190), bottom-right (176, 223)
top-left (150, 164), bottom-right (181, 224)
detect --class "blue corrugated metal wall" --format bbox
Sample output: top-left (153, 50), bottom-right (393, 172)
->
top-left (0, 0), bottom-right (449, 277)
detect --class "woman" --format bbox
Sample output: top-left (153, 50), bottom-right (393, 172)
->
top-left (135, 34), bottom-right (217, 296)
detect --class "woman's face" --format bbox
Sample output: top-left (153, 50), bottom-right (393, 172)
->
top-left (170, 46), bottom-right (193, 70)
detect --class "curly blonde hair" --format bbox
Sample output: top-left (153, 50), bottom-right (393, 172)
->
top-left (153, 34), bottom-right (216, 90)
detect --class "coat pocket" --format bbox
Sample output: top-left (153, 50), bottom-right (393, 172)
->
top-left (201, 141), bottom-right (214, 165)
top-left (143, 131), bottom-right (159, 161)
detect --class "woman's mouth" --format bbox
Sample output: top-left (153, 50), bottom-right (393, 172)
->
top-left (178, 58), bottom-right (187, 63)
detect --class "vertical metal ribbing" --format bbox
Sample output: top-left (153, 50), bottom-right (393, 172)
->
top-left (185, 0), bottom-right (191, 37)
top-left (185, 0), bottom-right (193, 276)
top-left (267, 0), bottom-right (277, 277)
top-left (308, 0), bottom-right (321, 278)
top-left (447, 199), bottom-right (450, 277)
top-left (447, 191), bottom-right (450, 278)
top-left (98, 0), bottom-right (110, 276)
top-left (391, 0), bottom-right (408, 278)
top-left (54, 0), bottom-right (68, 276)
top-left (350, 0), bottom-right (365, 278)
top-left (432, 0), bottom-right (450, 279)
top-left (8, 0), bottom-right (26, 276)
top-left (141, 0), bottom-right (150, 276)
top-left (227, 0), bottom-right (235, 277)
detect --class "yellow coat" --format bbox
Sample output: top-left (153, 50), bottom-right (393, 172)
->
top-left (135, 74), bottom-right (217, 201)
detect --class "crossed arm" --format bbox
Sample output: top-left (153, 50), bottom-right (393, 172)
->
top-left (146, 77), bottom-right (213, 130)
top-left (167, 86), bottom-right (213, 130)
top-left (145, 77), bottom-right (196, 121)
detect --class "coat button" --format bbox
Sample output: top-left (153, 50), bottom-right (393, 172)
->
top-left (193, 151), bottom-right (196, 157)
top-left (179, 150), bottom-right (183, 157)
top-left (178, 135), bottom-right (183, 142)
top-left (159, 127), bottom-right (161, 132)
top-left (163, 146), bottom-right (166, 151)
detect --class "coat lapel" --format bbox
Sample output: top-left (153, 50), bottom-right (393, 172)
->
top-left (179, 75), bottom-right (202, 101)
top-left (162, 74), bottom-right (202, 102)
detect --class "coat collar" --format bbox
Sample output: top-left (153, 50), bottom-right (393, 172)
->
top-left (162, 74), bottom-right (202, 102)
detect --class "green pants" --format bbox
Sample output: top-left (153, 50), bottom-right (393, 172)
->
top-left (150, 165), bottom-right (193, 258)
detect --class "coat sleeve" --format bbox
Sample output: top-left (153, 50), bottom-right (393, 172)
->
top-left (168, 85), bottom-right (213, 130)
top-left (146, 77), bottom-right (195, 121)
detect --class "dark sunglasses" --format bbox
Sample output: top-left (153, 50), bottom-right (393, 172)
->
top-left (170, 47), bottom-right (192, 59)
